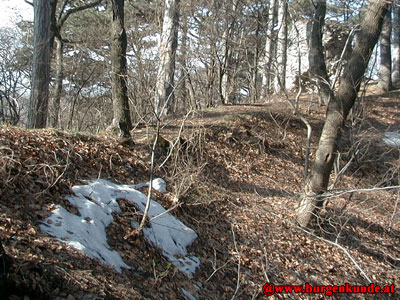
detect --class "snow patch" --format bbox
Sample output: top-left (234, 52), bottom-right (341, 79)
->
top-left (132, 178), bottom-right (168, 193)
top-left (383, 132), bottom-right (400, 147)
top-left (40, 179), bottom-right (199, 276)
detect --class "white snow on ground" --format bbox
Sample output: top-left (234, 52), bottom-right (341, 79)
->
top-left (383, 132), bottom-right (400, 147)
top-left (132, 177), bottom-right (168, 193)
top-left (40, 178), bottom-right (199, 276)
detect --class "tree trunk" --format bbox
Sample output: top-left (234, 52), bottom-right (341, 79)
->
top-left (27, 0), bottom-right (51, 129)
top-left (250, 10), bottom-right (261, 103)
top-left (49, 0), bottom-right (104, 128)
top-left (393, 0), bottom-right (400, 87)
top-left (379, 6), bottom-right (393, 91)
top-left (179, 13), bottom-right (188, 112)
top-left (220, 36), bottom-right (231, 105)
top-left (180, 13), bottom-right (197, 110)
top-left (220, 0), bottom-right (239, 105)
top-left (50, 0), bottom-right (58, 49)
top-left (109, 0), bottom-right (133, 137)
top-left (297, 0), bottom-right (391, 227)
top-left (206, 60), bottom-right (216, 108)
top-left (274, 0), bottom-right (288, 92)
top-left (261, 0), bottom-right (278, 98)
top-left (50, 37), bottom-right (63, 128)
top-left (308, 0), bottom-right (333, 105)
top-left (220, 42), bottom-right (232, 105)
top-left (154, 0), bottom-right (180, 118)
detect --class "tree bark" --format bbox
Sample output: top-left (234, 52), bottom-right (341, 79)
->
top-left (379, 6), bottom-right (393, 91)
top-left (220, 0), bottom-right (239, 105)
top-left (154, 0), bottom-right (180, 118)
top-left (109, 0), bottom-right (133, 137)
top-left (393, 0), bottom-right (400, 87)
top-left (50, 36), bottom-right (63, 128)
top-left (308, 0), bottom-right (333, 105)
top-left (297, 0), bottom-right (391, 227)
top-left (261, 0), bottom-right (278, 98)
top-left (180, 13), bottom-right (197, 110)
top-left (27, 0), bottom-right (51, 129)
top-left (274, 0), bottom-right (288, 92)
top-left (250, 10), bottom-right (261, 103)
top-left (206, 60), bottom-right (216, 108)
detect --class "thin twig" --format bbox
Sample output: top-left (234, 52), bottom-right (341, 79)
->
top-left (127, 121), bottom-right (159, 238)
top-left (297, 225), bottom-right (372, 283)
top-left (278, 16), bottom-right (313, 182)
top-left (276, 73), bottom-right (312, 183)
top-left (389, 190), bottom-right (400, 231)
top-left (324, 185), bottom-right (400, 199)
top-left (330, 25), bottom-right (360, 89)
top-left (230, 224), bottom-right (241, 300)
top-left (158, 109), bottom-right (193, 168)
top-left (205, 260), bottom-right (230, 282)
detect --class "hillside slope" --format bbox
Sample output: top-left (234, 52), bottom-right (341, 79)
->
top-left (0, 89), bottom-right (399, 299)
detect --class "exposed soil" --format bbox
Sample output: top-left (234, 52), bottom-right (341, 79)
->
top-left (0, 88), bottom-right (399, 299)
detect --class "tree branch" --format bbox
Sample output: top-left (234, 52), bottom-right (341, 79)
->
top-left (298, 225), bottom-right (372, 283)
top-left (58, 0), bottom-right (70, 21)
top-left (58, 0), bottom-right (103, 28)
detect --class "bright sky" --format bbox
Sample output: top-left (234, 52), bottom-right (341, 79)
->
top-left (0, 0), bottom-right (33, 28)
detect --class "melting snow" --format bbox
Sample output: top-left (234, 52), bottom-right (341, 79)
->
top-left (383, 132), bottom-right (400, 147)
top-left (132, 177), bottom-right (168, 193)
top-left (40, 178), bottom-right (199, 276)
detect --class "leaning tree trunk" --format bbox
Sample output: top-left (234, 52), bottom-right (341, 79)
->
top-left (297, 0), bottom-right (391, 227)
top-left (379, 5), bottom-right (393, 92)
top-left (154, 0), bottom-right (180, 118)
top-left (109, 0), bottom-right (133, 137)
top-left (393, 0), bottom-right (400, 87)
top-left (27, 0), bottom-right (51, 129)
top-left (308, 0), bottom-right (333, 106)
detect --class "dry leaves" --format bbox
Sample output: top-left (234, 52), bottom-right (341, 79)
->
top-left (0, 89), bottom-right (399, 299)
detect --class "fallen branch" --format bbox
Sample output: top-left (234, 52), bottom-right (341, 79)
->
top-left (324, 185), bottom-right (400, 199)
top-left (297, 225), bottom-right (372, 284)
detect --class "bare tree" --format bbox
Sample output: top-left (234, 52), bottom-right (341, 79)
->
top-left (0, 28), bottom-right (30, 126)
top-left (393, 0), bottom-right (400, 87)
top-left (297, 0), bottom-right (391, 227)
top-left (50, 0), bottom-right (104, 128)
top-left (274, 0), bottom-right (288, 92)
top-left (379, 5), bottom-right (393, 91)
top-left (179, 11), bottom-right (197, 111)
top-left (308, 0), bottom-right (333, 105)
top-left (154, 0), bottom-right (180, 117)
top-left (109, 0), bottom-right (133, 137)
top-left (261, 0), bottom-right (278, 98)
top-left (27, 0), bottom-right (52, 128)
top-left (250, 9), bottom-right (262, 103)
top-left (220, 0), bottom-right (239, 105)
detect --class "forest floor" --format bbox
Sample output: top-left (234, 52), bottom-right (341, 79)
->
top-left (0, 86), bottom-right (400, 300)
